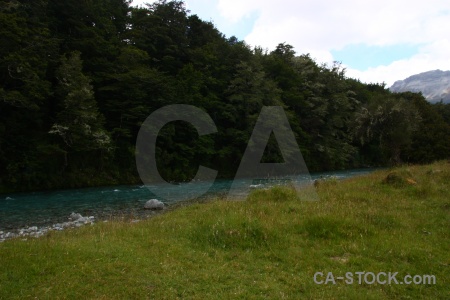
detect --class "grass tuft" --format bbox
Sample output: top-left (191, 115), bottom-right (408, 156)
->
top-left (299, 216), bottom-right (373, 240)
top-left (194, 217), bottom-right (270, 250)
top-left (382, 170), bottom-right (416, 187)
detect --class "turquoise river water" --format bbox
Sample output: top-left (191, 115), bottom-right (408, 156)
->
top-left (0, 169), bottom-right (377, 231)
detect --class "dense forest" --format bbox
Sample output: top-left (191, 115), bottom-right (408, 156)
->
top-left (1, 0), bottom-right (449, 193)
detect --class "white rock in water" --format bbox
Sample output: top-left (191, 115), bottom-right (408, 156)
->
top-left (249, 184), bottom-right (263, 189)
top-left (144, 199), bottom-right (165, 210)
top-left (76, 216), bottom-right (90, 223)
top-left (69, 212), bottom-right (83, 221)
top-left (62, 222), bottom-right (72, 228)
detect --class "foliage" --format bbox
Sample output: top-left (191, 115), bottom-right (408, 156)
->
top-left (49, 52), bottom-right (111, 153)
top-left (353, 94), bottom-right (422, 164)
top-left (0, 0), bottom-right (448, 192)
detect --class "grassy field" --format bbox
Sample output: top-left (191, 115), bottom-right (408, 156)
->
top-left (0, 161), bottom-right (449, 299)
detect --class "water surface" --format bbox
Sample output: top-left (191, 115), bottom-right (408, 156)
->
top-left (0, 168), bottom-right (376, 230)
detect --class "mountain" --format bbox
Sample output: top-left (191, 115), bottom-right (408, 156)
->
top-left (389, 70), bottom-right (450, 103)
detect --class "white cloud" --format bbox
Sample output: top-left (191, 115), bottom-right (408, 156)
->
top-left (217, 0), bottom-right (450, 82)
top-left (345, 39), bottom-right (450, 86)
top-left (217, 0), bottom-right (260, 22)
top-left (218, 0), bottom-right (450, 46)
top-left (132, 0), bottom-right (450, 84)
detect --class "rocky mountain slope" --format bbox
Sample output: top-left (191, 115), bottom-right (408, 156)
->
top-left (389, 70), bottom-right (450, 103)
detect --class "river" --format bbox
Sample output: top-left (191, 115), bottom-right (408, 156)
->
top-left (0, 168), bottom-right (377, 231)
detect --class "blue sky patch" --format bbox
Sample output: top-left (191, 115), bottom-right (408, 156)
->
top-left (331, 44), bottom-right (421, 71)
top-left (223, 12), bottom-right (259, 40)
top-left (186, 1), bottom-right (258, 41)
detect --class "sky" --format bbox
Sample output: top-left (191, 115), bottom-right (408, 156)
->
top-left (132, 0), bottom-right (450, 86)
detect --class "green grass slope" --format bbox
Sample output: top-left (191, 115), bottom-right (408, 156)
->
top-left (1, 161), bottom-right (449, 299)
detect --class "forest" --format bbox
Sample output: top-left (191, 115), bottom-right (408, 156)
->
top-left (1, 0), bottom-right (449, 193)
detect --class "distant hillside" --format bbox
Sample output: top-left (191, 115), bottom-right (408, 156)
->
top-left (390, 70), bottom-right (450, 103)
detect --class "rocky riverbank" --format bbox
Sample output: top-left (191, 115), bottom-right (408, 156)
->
top-left (0, 212), bottom-right (96, 242)
top-left (0, 200), bottom-right (167, 243)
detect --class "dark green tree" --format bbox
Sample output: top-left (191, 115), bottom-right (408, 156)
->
top-left (353, 95), bottom-right (421, 165)
top-left (400, 93), bottom-right (450, 162)
top-left (49, 52), bottom-right (111, 168)
top-left (0, 0), bottom-right (58, 189)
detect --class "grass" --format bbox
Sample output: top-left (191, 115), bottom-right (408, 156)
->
top-left (0, 161), bottom-right (449, 299)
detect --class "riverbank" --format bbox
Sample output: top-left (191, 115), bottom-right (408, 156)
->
top-left (0, 168), bottom-right (376, 232)
top-left (0, 161), bottom-right (448, 299)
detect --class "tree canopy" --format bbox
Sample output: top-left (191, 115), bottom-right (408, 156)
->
top-left (1, 0), bottom-right (449, 192)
